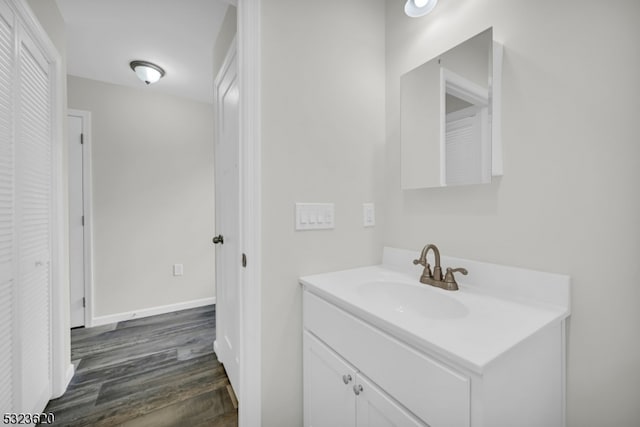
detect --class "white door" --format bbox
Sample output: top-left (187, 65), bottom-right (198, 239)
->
top-left (303, 331), bottom-right (357, 427)
top-left (0, 0), bottom-right (15, 413)
top-left (68, 114), bottom-right (84, 327)
top-left (213, 39), bottom-right (241, 394)
top-left (15, 23), bottom-right (52, 413)
top-left (445, 105), bottom-right (489, 186)
top-left (0, 0), bottom-right (56, 413)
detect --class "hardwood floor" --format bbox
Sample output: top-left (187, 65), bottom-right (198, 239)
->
top-left (40, 305), bottom-right (238, 427)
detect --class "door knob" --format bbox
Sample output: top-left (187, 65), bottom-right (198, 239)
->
top-left (353, 384), bottom-right (363, 395)
top-left (342, 374), bottom-right (352, 384)
top-left (212, 235), bottom-right (224, 244)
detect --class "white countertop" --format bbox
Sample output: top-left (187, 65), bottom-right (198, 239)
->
top-left (299, 247), bottom-right (570, 374)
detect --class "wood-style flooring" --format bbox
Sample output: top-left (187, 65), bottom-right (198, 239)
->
top-left (40, 305), bottom-right (238, 427)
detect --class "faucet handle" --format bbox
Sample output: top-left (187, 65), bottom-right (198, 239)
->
top-left (444, 267), bottom-right (468, 286)
top-left (413, 258), bottom-right (432, 280)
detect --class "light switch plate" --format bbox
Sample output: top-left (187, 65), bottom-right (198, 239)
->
top-left (296, 203), bottom-right (335, 230)
top-left (363, 203), bottom-right (375, 227)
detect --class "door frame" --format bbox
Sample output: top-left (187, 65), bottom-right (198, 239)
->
top-left (67, 109), bottom-right (94, 328)
top-left (22, 0), bottom-right (263, 408)
top-left (11, 0), bottom-right (72, 399)
top-left (237, 1), bottom-right (262, 426)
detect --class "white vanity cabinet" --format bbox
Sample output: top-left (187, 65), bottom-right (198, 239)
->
top-left (301, 248), bottom-right (570, 427)
top-left (303, 290), bottom-right (469, 427)
top-left (304, 330), bottom-right (426, 427)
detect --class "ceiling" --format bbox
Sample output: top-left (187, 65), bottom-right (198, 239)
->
top-left (55, 0), bottom-right (231, 104)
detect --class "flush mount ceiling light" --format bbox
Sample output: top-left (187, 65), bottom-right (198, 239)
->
top-left (129, 60), bottom-right (165, 85)
top-left (405, 0), bottom-right (438, 17)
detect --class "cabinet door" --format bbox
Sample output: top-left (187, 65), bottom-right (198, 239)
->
top-left (304, 331), bottom-right (357, 427)
top-left (356, 374), bottom-right (427, 427)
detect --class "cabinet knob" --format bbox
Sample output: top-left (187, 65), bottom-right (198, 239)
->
top-left (353, 384), bottom-right (363, 395)
top-left (342, 374), bottom-right (352, 384)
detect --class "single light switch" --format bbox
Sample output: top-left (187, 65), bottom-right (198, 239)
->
top-left (363, 203), bottom-right (375, 227)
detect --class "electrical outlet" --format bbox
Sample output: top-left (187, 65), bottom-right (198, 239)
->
top-left (173, 264), bottom-right (184, 276)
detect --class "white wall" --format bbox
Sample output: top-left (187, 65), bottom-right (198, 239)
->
top-left (260, 0), bottom-right (386, 425)
top-left (385, 1), bottom-right (640, 426)
top-left (67, 76), bottom-right (215, 319)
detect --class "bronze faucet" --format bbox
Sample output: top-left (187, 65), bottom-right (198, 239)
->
top-left (413, 244), bottom-right (443, 282)
top-left (413, 244), bottom-right (468, 291)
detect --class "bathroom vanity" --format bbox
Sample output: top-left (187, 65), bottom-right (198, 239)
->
top-left (300, 247), bottom-right (570, 427)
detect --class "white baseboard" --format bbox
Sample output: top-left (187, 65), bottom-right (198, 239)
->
top-left (91, 297), bottom-right (216, 327)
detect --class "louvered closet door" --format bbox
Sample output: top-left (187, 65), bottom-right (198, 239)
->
top-left (445, 109), bottom-right (482, 186)
top-left (0, 0), bottom-right (15, 414)
top-left (15, 25), bottom-right (52, 412)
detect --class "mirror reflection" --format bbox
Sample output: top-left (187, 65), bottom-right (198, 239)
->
top-left (401, 28), bottom-right (494, 189)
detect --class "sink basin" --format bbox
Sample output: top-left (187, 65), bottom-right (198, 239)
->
top-left (356, 281), bottom-right (469, 319)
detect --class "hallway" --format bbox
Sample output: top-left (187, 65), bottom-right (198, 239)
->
top-left (41, 305), bottom-right (237, 426)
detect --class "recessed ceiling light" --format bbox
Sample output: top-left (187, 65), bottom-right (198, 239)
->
top-left (405, 0), bottom-right (439, 17)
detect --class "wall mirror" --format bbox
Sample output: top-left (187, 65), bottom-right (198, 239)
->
top-left (401, 28), bottom-right (502, 189)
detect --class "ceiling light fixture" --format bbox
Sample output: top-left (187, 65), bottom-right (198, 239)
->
top-left (404, 0), bottom-right (438, 17)
top-left (129, 60), bottom-right (165, 85)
